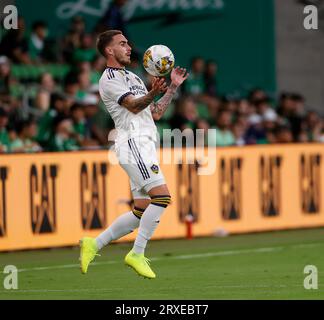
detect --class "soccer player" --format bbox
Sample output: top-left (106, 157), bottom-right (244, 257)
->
top-left (79, 30), bottom-right (188, 279)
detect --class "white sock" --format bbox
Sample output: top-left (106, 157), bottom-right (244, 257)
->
top-left (133, 202), bottom-right (169, 255)
top-left (96, 211), bottom-right (140, 250)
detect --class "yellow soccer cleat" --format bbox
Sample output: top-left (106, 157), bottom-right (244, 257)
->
top-left (125, 250), bottom-right (156, 279)
top-left (79, 237), bottom-right (100, 274)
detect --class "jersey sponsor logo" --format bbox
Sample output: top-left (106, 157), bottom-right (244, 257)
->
top-left (80, 162), bottom-right (108, 230)
top-left (30, 164), bottom-right (58, 234)
top-left (177, 162), bottom-right (200, 223)
top-left (220, 158), bottom-right (242, 220)
top-left (129, 84), bottom-right (147, 96)
top-left (150, 164), bottom-right (159, 174)
top-left (300, 154), bottom-right (321, 214)
top-left (0, 167), bottom-right (8, 237)
top-left (260, 156), bottom-right (282, 217)
top-left (130, 84), bottom-right (145, 91)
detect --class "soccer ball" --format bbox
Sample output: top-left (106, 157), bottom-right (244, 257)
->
top-left (143, 45), bottom-right (175, 77)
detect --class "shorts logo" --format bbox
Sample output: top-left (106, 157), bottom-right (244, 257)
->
top-left (151, 165), bottom-right (159, 174)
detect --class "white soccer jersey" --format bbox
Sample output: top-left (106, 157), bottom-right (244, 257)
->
top-left (99, 67), bottom-right (165, 196)
top-left (99, 67), bottom-right (157, 146)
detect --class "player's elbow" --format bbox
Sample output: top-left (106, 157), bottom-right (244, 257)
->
top-left (152, 113), bottom-right (161, 121)
top-left (122, 102), bottom-right (142, 115)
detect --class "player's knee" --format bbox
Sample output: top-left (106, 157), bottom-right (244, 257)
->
top-left (150, 195), bottom-right (172, 208)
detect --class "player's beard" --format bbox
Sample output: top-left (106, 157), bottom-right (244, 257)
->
top-left (116, 53), bottom-right (131, 67)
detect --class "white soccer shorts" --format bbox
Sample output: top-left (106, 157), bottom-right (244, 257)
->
top-left (116, 136), bottom-right (166, 199)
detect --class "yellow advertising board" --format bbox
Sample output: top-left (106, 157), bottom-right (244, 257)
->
top-left (0, 144), bottom-right (323, 251)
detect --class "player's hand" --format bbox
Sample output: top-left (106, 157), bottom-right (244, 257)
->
top-left (150, 77), bottom-right (168, 95)
top-left (170, 67), bottom-right (189, 87)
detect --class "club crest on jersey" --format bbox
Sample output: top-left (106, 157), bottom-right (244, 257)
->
top-left (151, 164), bottom-right (159, 174)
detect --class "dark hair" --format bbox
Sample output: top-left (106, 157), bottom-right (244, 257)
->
top-left (32, 21), bottom-right (47, 31)
top-left (291, 93), bottom-right (304, 102)
top-left (50, 93), bottom-right (65, 107)
top-left (72, 15), bottom-right (84, 24)
top-left (70, 103), bottom-right (84, 113)
top-left (274, 124), bottom-right (292, 136)
top-left (218, 108), bottom-right (232, 116)
top-left (64, 71), bottom-right (79, 87)
top-left (16, 119), bottom-right (35, 134)
top-left (254, 97), bottom-right (271, 107)
top-left (0, 107), bottom-right (8, 118)
top-left (206, 59), bottom-right (217, 65)
top-left (96, 30), bottom-right (122, 58)
top-left (190, 56), bottom-right (204, 66)
top-left (53, 114), bottom-right (70, 130)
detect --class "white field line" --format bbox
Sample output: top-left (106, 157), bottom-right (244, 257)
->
top-left (0, 284), bottom-right (305, 294)
top-left (0, 242), bottom-right (322, 275)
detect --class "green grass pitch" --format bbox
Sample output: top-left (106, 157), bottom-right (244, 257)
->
top-left (0, 228), bottom-right (324, 300)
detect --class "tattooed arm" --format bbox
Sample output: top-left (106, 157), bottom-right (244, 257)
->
top-left (121, 77), bottom-right (167, 114)
top-left (150, 67), bottom-right (189, 121)
top-left (150, 83), bottom-right (178, 121)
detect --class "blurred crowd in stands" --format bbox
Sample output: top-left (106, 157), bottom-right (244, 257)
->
top-left (0, 10), bottom-right (323, 153)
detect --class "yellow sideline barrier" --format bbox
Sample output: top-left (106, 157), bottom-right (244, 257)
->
top-left (0, 144), bottom-right (323, 251)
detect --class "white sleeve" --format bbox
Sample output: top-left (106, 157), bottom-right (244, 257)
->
top-left (99, 69), bottom-right (134, 105)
